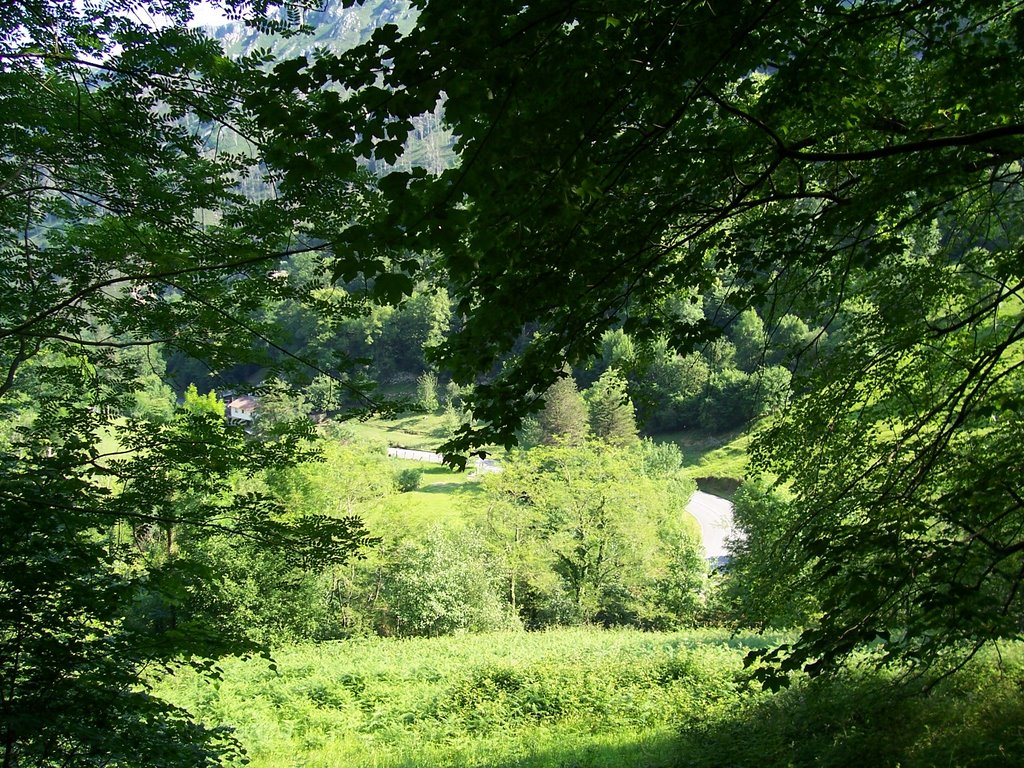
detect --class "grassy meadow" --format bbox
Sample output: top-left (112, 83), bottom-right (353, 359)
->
top-left (156, 628), bottom-right (1024, 768)
top-left (377, 460), bottom-right (486, 530)
top-left (348, 412), bottom-right (454, 452)
top-left (154, 628), bottom-right (770, 768)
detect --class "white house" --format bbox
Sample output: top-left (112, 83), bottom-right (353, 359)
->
top-left (226, 395), bottom-right (257, 423)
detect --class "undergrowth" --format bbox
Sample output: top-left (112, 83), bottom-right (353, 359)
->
top-left (684, 647), bottom-right (1024, 768)
top-left (154, 629), bottom-right (1024, 768)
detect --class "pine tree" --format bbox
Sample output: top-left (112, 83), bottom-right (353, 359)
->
top-left (538, 373), bottom-right (589, 445)
top-left (587, 370), bottom-right (639, 447)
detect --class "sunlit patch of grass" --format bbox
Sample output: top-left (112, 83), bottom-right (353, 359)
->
top-left (348, 413), bottom-right (448, 451)
top-left (685, 433), bottom-right (749, 479)
top-left (653, 430), bottom-right (750, 500)
top-left (372, 459), bottom-right (489, 529)
top-left (154, 628), bottom-right (778, 768)
top-left (156, 627), bottom-right (1024, 768)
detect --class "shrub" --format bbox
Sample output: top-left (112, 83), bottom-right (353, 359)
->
top-left (378, 527), bottom-right (515, 637)
top-left (395, 467), bottom-right (423, 492)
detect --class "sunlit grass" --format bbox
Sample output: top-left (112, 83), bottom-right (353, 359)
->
top-left (348, 411), bottom-right (450, 451)
top-left (154, 628), bottom-right (779, 768)
top-left (653, 429), bottom-right (750, 499)
top-left (156, 630), bottom-right (1024, 768)
top-left (684, 432), bottom-right (750, 480)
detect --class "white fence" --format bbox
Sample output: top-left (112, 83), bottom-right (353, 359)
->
top-left (386, 447), bottom-right (503, 475)
top-left (386, 447), bottom-right (445, 464)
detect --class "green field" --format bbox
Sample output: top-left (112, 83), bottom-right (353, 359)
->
top-left (640, 429), bottom-right (748, 498)
top-left (154, 628), bottom-right (772, 768)
top-left (156, 629), bottom-right (1024, 768)
top-left (376, 459), bottom-right (487, 529)
top-left (349, 412), bottom-right (453, 452)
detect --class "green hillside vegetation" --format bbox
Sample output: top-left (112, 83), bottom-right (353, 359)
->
top-left (335, 402), bottom-right (739, 541)
top-left (152, 629), bottom-right (765, 768)
top-left (377, 459), bottom-right (484, 528)
top-left (144, 424), bottom-right (710, 648)
top-left (347, 412), bottom-right (456, 452)
top-left (4, 2), bottom-right (1024, 766)
top-left (655, 430), bottom-right (751, 499)
top-left (154, 629), bottom-right (1024, 768)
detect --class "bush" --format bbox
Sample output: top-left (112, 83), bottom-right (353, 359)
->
top-left (378, 527), bottom-right (516, 637)
top-left (395, 467), bottom-right (423, 492)
top-left (416, 372), bottom-right (440, 412)
top-left (681, 652), bottom-right (1024, 768)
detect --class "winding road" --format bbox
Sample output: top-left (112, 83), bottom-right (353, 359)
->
top-left (685, 490), bottom-right (739, 565)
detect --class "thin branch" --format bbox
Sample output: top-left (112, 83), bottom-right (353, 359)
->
top-left (15, 333), bottom-right (167, 349)
top-left (783, 125), bottom-right (1024, 164)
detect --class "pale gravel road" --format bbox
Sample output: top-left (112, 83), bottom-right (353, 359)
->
top-left (685, 490), bottom-right (738, 562)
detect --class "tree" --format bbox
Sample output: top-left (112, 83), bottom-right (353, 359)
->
top-left (416, 371), bottom-right (440, 412)
top-left (719, 477), bottom-right (818, 631)
top-left (748, 222), bottom-right (1024, 683)
top-left (765, 314), bottom-right (814, 370)
top-left (264, 440), bottom-right (398, 518)
top-left (376, 288), bottom-right (452, 380)
top-left (632, 337), bottom-right (710, 432)
top-left (377, 527), bottom-right (512, 637)
top-left (730, 309), bottom-right (767, 374)
top-left (586, 368), bottom-right (639, 446)
top-left (699, 369), bottom-right (756, 433)
top-left (750, 365), bottom-right (791, 418)
top-left (476, 452), bottom-right (563, 625)
top-left (600, 328), bottom-right (636, 372)
top-left (537, 371), bottom-right (589, 446)
top-left (479, 442), bottom-right (704, 627)
top-left (327, 0), bottom-right (1024, 680)
top-left (0, 2), bottom-right (400, 763)
top-left (0, 353), bottom-right (373, 766)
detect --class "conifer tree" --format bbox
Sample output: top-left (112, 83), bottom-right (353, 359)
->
top-left (586, 370), bottom-right (639, 447)
top-left (538, 372), bottom-right (588, 445)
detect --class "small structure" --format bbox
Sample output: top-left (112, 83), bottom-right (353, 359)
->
top-left (472, 457), bottom-right (502, 475)
top-left (387, 447), bottom-right (444, 463)
top-left (226, 395), bottom-right (257, 423)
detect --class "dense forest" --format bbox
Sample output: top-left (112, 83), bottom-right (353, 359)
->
top-left (2, 1), bottom-right (1023, 766)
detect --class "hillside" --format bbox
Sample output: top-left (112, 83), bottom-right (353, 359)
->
top-left (5, 3), bottom-right (1023, 766)
top-left (206, 0), bottom-right (454, 176)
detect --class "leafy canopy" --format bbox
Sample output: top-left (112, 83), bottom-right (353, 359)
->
top-left (318, 0), bottom-right (1024, 679)
top-left (0, 1), bottom-right (401, 763)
